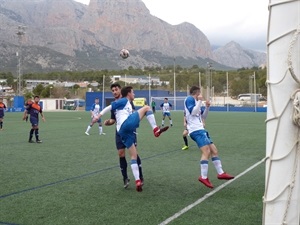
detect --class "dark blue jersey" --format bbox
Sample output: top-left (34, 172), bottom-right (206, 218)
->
top-left (0, 102), bottom-right (6, 117)
top-left (27, 103), bottom-right (42, 119)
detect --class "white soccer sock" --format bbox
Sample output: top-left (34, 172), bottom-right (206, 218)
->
top-left (146, 113), bottom-right (157, 129)
top-left (86, 125), bottom-right (91, 133)
top-left (200, 160), bottom-right (209, 179)
top-left (170, 120), bottom-right (173, 125)
top-left (130, 161), bottom-right (140, 181)
top-left (162, 120), bottom-right (164, 125)
top-left (99, 126), bottom-right (103, 134)
top-left (212, 157), bottom-right (224, 174)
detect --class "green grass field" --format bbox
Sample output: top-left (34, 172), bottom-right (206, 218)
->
top-left (0, 111), bottom-right (266, 225)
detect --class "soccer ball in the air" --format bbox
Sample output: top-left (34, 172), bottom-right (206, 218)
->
top-left (120, 48), bottom-right (129, 59)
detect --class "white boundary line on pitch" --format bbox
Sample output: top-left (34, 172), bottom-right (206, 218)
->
top-left (158, 158), bottom-right (266, 225)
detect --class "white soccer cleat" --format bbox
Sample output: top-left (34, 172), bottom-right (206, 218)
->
top-left (99, 132), bottom-right (106, 135)
top-left (85, 132), bottom-right (90, 136)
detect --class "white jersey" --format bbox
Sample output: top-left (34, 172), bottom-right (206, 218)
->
top-left (91, 103), bottom-right (101, 116)
top-left (160, 102), bottom-right (172, 113)
top-left (184, 96), bottom-right (205, 134)
top-left (111, 97), bottom-right (133, 131)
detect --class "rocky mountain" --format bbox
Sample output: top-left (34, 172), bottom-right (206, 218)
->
top-left (213, 41), bottom-right (266, 68)
top-left (0, 0), bottom-right (265, 74)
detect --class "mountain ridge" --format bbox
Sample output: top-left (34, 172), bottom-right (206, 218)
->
top-left (0, 0), bottom-right (266, 74)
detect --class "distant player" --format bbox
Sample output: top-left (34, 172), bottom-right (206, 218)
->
top-left (151, 100), bottom-right (156, 113)
top-left (184, 86), bottom-right (234, 189)
top-left (0, 98), bottom-right (7, 130)
top-left (85, 97), bottom-right (105, 135)
top-left (23, 95), bottom-right (45, 143)
top-left (160, 98), bottom-right (173, 127)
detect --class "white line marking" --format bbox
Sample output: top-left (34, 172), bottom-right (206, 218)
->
top-left (158, 158), bottom-right (265, 225)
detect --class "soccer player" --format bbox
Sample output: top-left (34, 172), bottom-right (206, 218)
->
top-left (104, 83), bottom-right (143, 188)
top-left (23, 95), bottom-right (45, 143)
top-left (85, 97), bottom-right (105, 136)
top-left (151, 100), bottom-right (156, 113)
top-left (181, 112), bottom-right (189, 150)
top-left (160, 98), bottom-right (173, 127)
top-left (184, 86), bottom-right (234, 189)
top-left (0, 98), bottom-right (7, 130)
top-left (93, 86), bottom-right (169, 192)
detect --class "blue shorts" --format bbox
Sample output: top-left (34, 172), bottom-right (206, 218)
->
top-left (115, 129), bottom-right (137, 150)
top-left (189, 130), bottom-right (213, 148)
top-left (30, 117), bottom-right (39, 127)
top-left (118, 112), bottom-right (140, 149)
top-left (163, 112), bottom-right (171, 117)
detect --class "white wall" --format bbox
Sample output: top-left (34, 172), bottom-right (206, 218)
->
top-left (40, 98), bottom-right (65, 111)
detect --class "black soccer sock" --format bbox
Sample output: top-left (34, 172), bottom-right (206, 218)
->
top-left (0, 121), bottom-right (3, 129)
top-left (137, 155), bottom-right (143, 180)
top-left (29, 129), bottom-right (34, 140)
top-left (35, 129), bottom-right (39, 140)
top-left (183, 136), bottom-right (188, 146)
top-left (119, 157), bottom-right (128, 179)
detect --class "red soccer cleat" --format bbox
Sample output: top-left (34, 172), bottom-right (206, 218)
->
top-left (136, 180), bottom-right (143, 192)
top-left (217, 172), bottom-right (234, 180)
top-left (153, 126), bottom-right (169, 137)
top-left (198, 177), bottom-right (214, 189)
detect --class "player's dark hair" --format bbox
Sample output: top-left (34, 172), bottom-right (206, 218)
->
top-left (121, 86), bottom-right (133, 97)
top-left (190, 86), bottom-right (200, 95)
top-left (110, 83), bottom-right (121, 90)
top-left (34, 95), bottom-right (40, 99)
top-left (95, 97), bottom-right (99, 100)
top-left (164, 98), bottom-right (168, 100)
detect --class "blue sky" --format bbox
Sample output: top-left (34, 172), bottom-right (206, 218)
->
top-left (75, 0), bottom-right (269, 52)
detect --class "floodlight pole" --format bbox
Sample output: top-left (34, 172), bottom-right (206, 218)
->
top-left (226, 72), bottom-right (229, 111)
top-left (173, 57), bottom-right (176, 110)
top-left (102, 75), bottom-right (105, 108)
top-left (50, 86), bottom-right (53, 98)
top-left (16, 25), bottom-right (26, 96)
top-left (206, 62), bottom-right (212, 100)
top-left (148, 74), bottom-right (151, 105)
top-left (253, 72), bottom-right (257, 112)
top-left (199, 72), bottom-right (201, 89)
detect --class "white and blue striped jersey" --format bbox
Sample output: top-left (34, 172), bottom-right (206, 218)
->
top-left (111, 98), bottom-right (133, 131)
top-left (184, 96), bottom-right (205, 134)
top-left (160, 102), bottom-right (172, 113)
top-left (91, 103), bottom-right (101, 116)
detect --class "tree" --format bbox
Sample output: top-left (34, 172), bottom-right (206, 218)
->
top-left (33, 84), bottom-right (45, 96)
top-left (23, 91), bottom-right (33, 100)
top-left (73, 84), bottom-right (80, 96)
